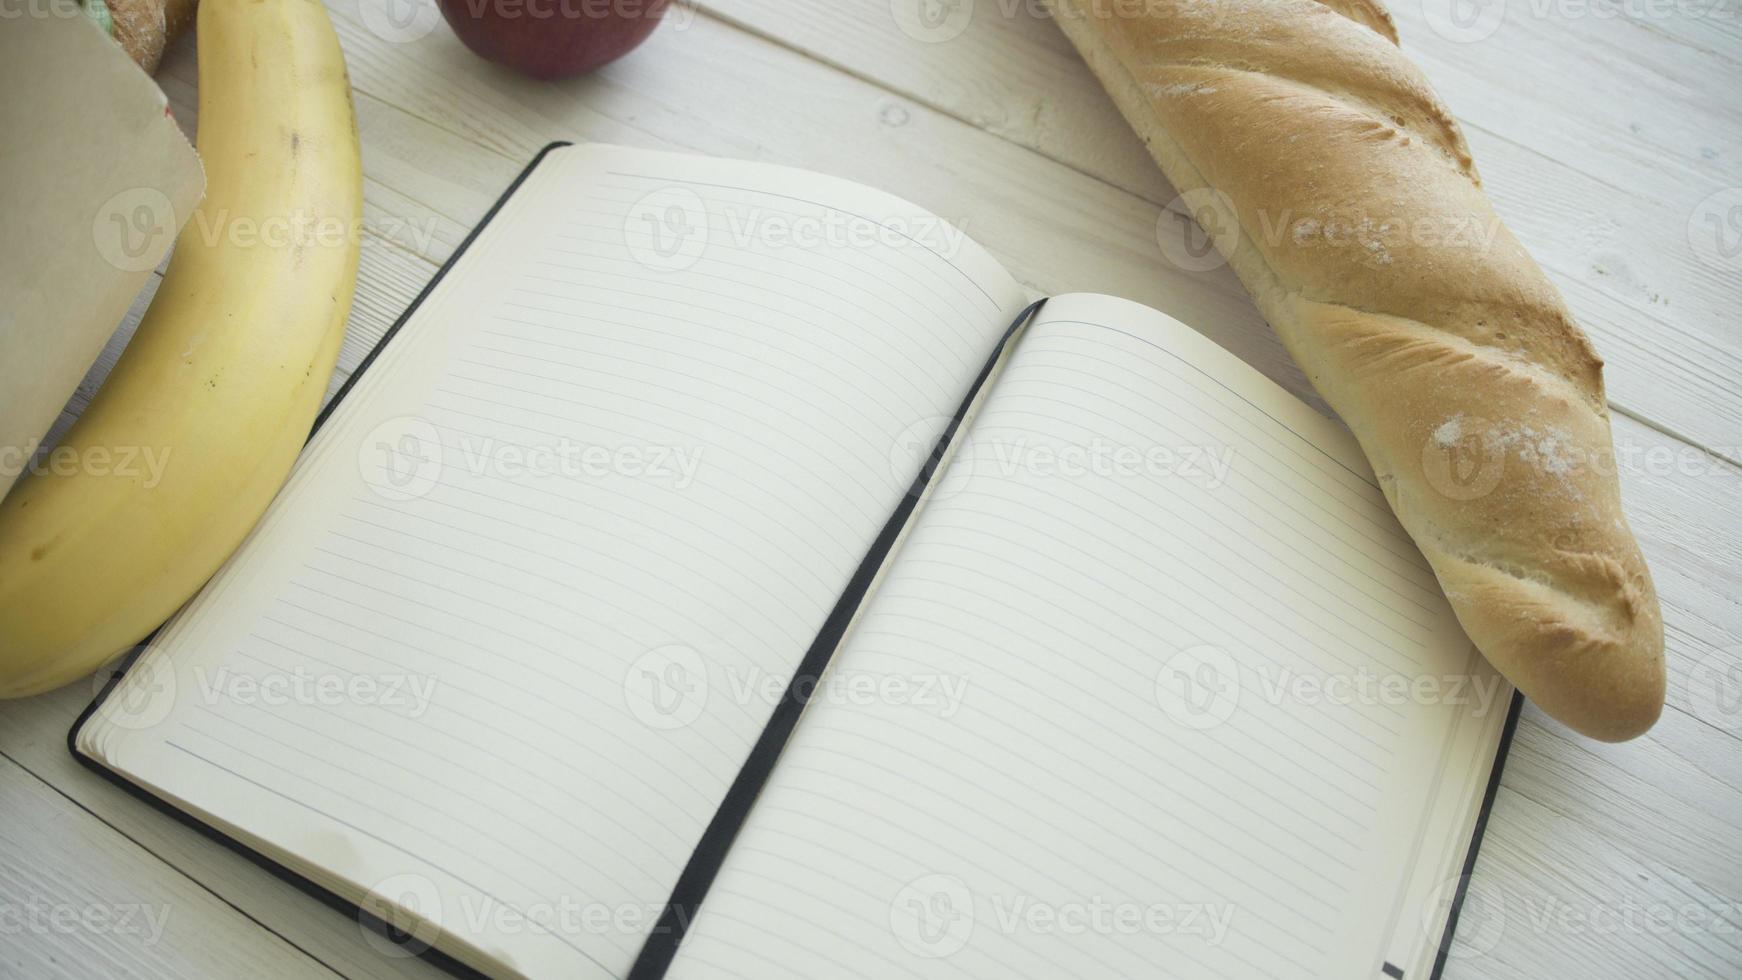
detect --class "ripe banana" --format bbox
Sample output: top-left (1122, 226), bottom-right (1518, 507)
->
top-left (0, 0), bottom-right (361, 698)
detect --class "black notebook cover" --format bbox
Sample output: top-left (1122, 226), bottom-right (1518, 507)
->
top-left (67, 140), bottom-right (1524, 980)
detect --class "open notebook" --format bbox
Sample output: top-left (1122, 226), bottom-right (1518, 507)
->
top-left (73, 143), bottom-right (1519, 980)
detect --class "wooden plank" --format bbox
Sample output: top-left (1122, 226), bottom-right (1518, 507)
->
top-left (1504, 700), bottom-right (1742, 898)
top-left (1444, 781), bottom-right (1742, 979)
top-left (706, 0), bottom-right (1742, 226)
top-left (1385, 0), bottom-right (1742, 191)
top-left (0, 691), bottom-right (450, 980)
top-left (1557, 0), bottom-right (1742, 65)
top-left (697, 0), bottom-right (1742, 461)
top-left (0, 752), bottom-right (345, 980)
top-left (1608, 413), bottom-right (1742, 730)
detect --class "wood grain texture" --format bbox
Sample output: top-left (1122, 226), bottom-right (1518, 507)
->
top-left (0, 753), bottom-right (346, 980)
top-left (0, 687), bottom-right (450, 980)
top-left (702, 0), bottom-right (1742, 462)
top-left (3, 1), bottom-right (1738, 977)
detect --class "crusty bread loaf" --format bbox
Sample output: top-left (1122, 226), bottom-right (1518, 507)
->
top-left (107, 0), bottom-right (198, 73)
top-left (1052, 0), bottom-right (1664, 740)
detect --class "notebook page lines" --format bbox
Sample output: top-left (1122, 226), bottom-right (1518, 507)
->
top-left (90, 145), bottom-right (1032, 980)
top-left (157, 737), bottom-right (624, 975)
top-left (585, 173), bottom-right (1003, 312)
top-left (1015, 332), bottom-right (1437, 586)
top-left (665, 295), bottom-right (1479, 980)
top-left (968, 390), bottom-right (1436, 666)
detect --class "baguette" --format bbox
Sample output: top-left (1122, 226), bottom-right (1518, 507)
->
top-left (1052, 0), bottom-right (1664, 740)
top-left (107, 0), bottom-right (199, 73)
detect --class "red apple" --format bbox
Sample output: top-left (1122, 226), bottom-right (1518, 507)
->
top-left (436, 0), bottom-right (670, 80)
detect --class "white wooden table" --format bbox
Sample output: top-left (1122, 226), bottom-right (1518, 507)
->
top-left (4, 1), bottom-right (1740, 977)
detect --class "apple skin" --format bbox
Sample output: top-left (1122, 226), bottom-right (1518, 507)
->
top-left (436, 0), bottom-right (670, 80)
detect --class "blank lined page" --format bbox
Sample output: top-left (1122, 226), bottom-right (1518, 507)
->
top-left (665, 293), bottom-right (1512, 980)
top-left (80, 144), bottom-right (1029, 980)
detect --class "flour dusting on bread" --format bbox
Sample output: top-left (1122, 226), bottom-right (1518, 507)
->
top-left (1051, 0), bottom-right (1664, 739)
